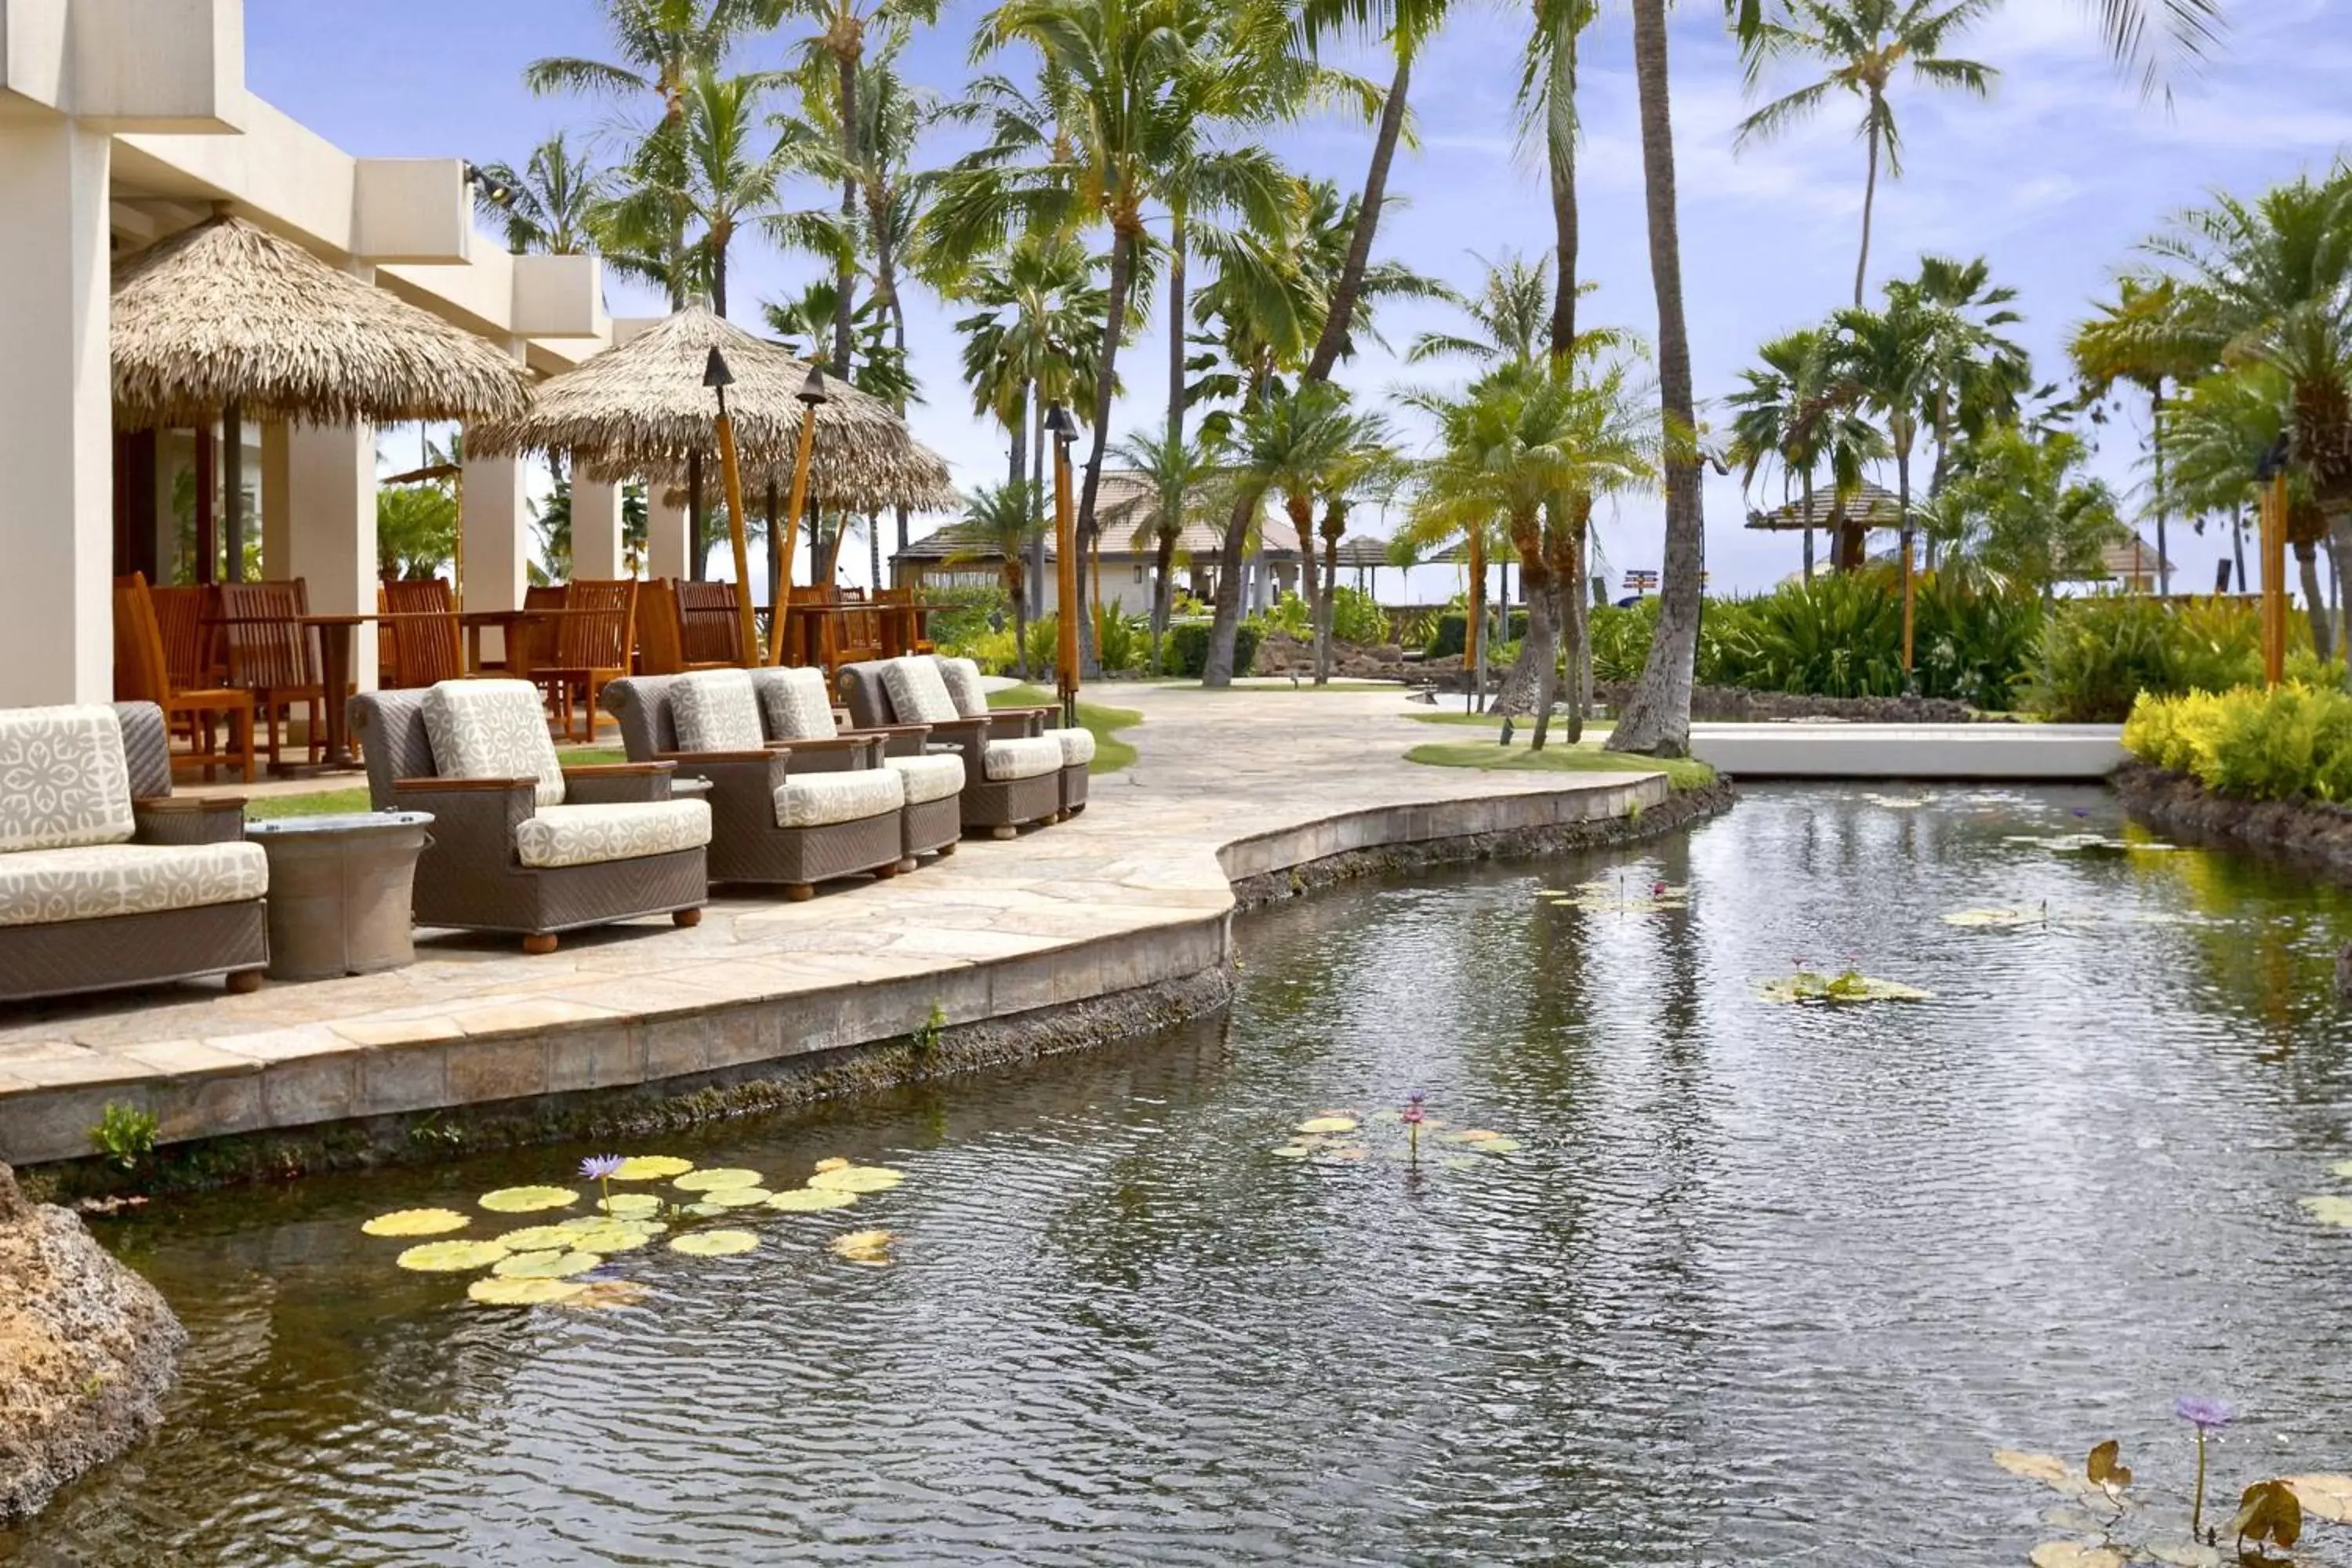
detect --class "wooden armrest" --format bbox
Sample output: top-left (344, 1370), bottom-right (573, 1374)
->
top-left (989, 704), bottom-right (1058, 717)
top-left (394, 775), bottom-right (534, 793)
top-left (848, 723), bottom-right (931, 739)
top-left (132, 796), bottom-right (245, 813)
top-left (772, 735), bottom-right (870, 753)
top-left (561, 762), bottom-right (676, 778)
top-left (654, 750), bottom-right (777, 764)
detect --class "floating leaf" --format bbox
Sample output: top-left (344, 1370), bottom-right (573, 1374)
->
top-left (690, 1186), bottom-right (774, 1209)
top-left (812, 1157), bottom-right (851, 1174)
top-left (829, 1229), bottom-right (898, 1266)
top-left (1942, 908), bottom-right (2048, 930)
top-left (1760, 974), bottom-right (1934, 1005)
top-left (2298, 1195), bottom-right (2352, 1228)
top-left (467, 1276), bottom-right (588, 1307)
top-left (767, 1187), bottom-right (858, 1213)
top-left (2138, 1545), bottom-right (2222, 1568)
top-left (556, 1279), bottom-right (651, 1312)
top-left (673, 1167), bottom-right (763, 1192)
top-left (2282, 1475), bottom-right (2352, 1524)
top-left (1269, 1145), bottom-right (1314, 1160)
top-left (478, 1185), bottom-right (578, 1214)
top-left (1312, 1146), bottom-right (1368, 1165)
top-left (1440, 1156), bottom-right (1480, 1171)
top-left (495, 1224), bottom-right (582, 1253)
top-left (1470, 1136), bottom-right (1523, 1155)
top-left (1453, 1129), bottom-right (1504, 1144)
top-left (559, 1221), bottom-right (659, 1253)
top-left (808, 1165), bottom-right (906, 1194)
top-left (2027, 1543), bottom-right (2122, 1568)
top-left (2085, 1440), bottom-right (2131, 1491)
top-left (395, 1240), bottom-right (511, 1272)
top-left (492, 1250), bottom-right (601, 1279)
top-left (2332, 1160), bottom-right (2352, 1180)
top-left (2227, 1480), bottom-right (2302, 1551)
top-left (610, 1155), bottom-right (694, 1182)
top-left (669, 1230), bottom-right (759, 1258)
top-left (1994, 1451), bottom-right (2078, 1490)
top-left (361, 1208), bottom-right (469, 1238)
top-left (595, 1192), bottom-right (662, 1218)
top-left (1296, 1116), bottom-right (1357, 1135)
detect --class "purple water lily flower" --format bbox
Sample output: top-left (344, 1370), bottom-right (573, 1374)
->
top-left (2174, 1396), bottom-right (2232, 1431)
top-left (579, 1154), bottom-right (625, 1181)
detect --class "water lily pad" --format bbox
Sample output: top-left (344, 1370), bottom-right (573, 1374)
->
top-left (808, 1165), bottom-right (905, 1194)
top-left (2028, 1543), bottom-right (2122, 1568)
top-left (2139, 1544), bottom-right (2223, 1568)
top-left (557, 1279), bottom-right (652, 1311)
top-left (812, 1157), bottom-right (851, 1174)
top-left (2284, 1475), bottom-right (2352, 1523)
top-left (467, 1276), bottom-right (588, 1307)
top-left (2332, 1160), bottom-right (2352, 1180)
top-left (1451, 1129), bottom-right (1504, 1143)
top-left (673, 1167), bottom-right (763, 1192)
top-left (1440, 1156), bottom-right (1480, 1171)
top-left (611, 1156), bottom-right (694, 1181)
top-left (1469, 1136), bottom-right (1522, 1154)
top-left (767, 1187), bottom-right (858, 1213)
top-left (492, 1249), bottom-right (601, 1279)
top-left (361, 1208), bottom-right (470, 1238)
top-left (594, 1192), bottom-right (662, 1218)
top-left (1993, 1451), bottom-right (2077, 1490)
top-left (670, 1229), bottom-right (760, 1257)
top-left (1296, 1116), bottom-right (1357, 1135)
top-left (560, 1221), bottom-right (659, 1253)
top-left (1942, 908), bottom-right (2047, 929)
top-left (1759, 975), bottom-right (1934, 1004)
top-left (478, 1185), bottom-right (578, 1214)
top-left (395, 1239), bottom-right (511, 1272)
top-left (1270, 1145), bottom-right (1314, 1160)
top-left (829, 1229), bottom-right (898, 1265)
top-left (1312, 1146), bottom-right (1368, 1165)
top-left (690, 1186), bottom-right (775, 1209)
top-left (495, 1224), bottom-right (583, 1252)
top-left (2299, 1195), bottom-right (2352, 1228)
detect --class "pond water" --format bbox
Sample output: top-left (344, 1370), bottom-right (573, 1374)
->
top-left (14, 786), bottom-right (2352, 1566)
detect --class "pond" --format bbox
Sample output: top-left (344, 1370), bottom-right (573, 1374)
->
top-left (13, 785), bottom-right (2352, 1566)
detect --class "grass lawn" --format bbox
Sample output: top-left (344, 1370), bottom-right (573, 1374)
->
top-left (1409, 710), bottom-right (1613, 732)
top-left (1406, 735), bottom-right (1717, 793)
top-left (993, 684), bottom-right (1141, 773)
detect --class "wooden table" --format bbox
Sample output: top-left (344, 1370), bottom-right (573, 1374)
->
top-left (458, 607), bottom-right (600, 673)
top-left (211, 610), bottom-right (457, 773)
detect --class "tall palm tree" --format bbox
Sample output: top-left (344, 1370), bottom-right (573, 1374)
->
top-left (475, 133), bottom-right (612, 256)
top-left (2161, 364), bottom-right (2332, 649)
top-left (1406, 252), bottom-right (1551, 369)
top-left (622, 71), bottom-right (789, 316)
top-left (1726, 327), bottom-right (1886, 582)
top-left (2070, 276), bottom-right (2208, 597)
top-left (1829, 287), bottom-right (1956, 673)
top-left (1901, 254), bottom-right (2031, 567)
top-left (1111, 426), bottom-right (1222, 671)
top-left (1728, 0), bottom-right (2226, 100)
top-left (947, 483), bottom-right (1045, 677)
top-left (1234, 382), bottom-right (1359, 643)
top-left (1736, 0), bottom-right (1998, 307)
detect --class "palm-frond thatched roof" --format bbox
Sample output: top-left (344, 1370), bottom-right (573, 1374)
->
top-left (1744, 481), bottom-right (1904, 533)
top-left (111, 216), bottom-right (532, 429)
top-left (470, 306), bottom-right (957, 513)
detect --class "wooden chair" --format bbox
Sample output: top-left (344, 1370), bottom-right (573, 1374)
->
top-left (506, 583), bottom-right (568, 677)
top-left (638, 579), bottom-right (733, 677)
top-left (677, 581), bottom-right (743, 666)
top-left (382, 578), bottom-right (465, 688)
top-left (113, 573), bottom-right (256, 782)
top-left (220, 579), bottom-right (326, 768)
top-left (149, 584), bottom-right (223, 690)
top-left (874, 586), bottom-right (934, 659)
top-left (532, 579), bottom-right (637, 742)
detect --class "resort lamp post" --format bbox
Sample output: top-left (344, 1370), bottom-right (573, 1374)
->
top-left (2256, 434), bottom-right (2292, 688)
top-left (768, 365), bottom-right (832, 667)
top-left (703, 348), bottom-right (760, 666)
top-left (1045, 401), bottom-right (1082, 728)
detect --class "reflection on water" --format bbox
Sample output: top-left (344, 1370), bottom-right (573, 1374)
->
top-left (13, 786), bottom-right (2352, 1566)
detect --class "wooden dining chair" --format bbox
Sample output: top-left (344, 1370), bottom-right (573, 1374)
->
top-left (149, 583), bottom-right (223, 690)
top-left (113, 573), bottom-right (256, 782)
top-left (382, 578), bottom-right (465, 688)
top-left (638, 579), bottom-right (733, 677)
top-left (220, 579), bottom-right (326, 768)
top-left (533, 579), bottom-right (637, 742)
top-left (677, 581), bottom-right (743, 666)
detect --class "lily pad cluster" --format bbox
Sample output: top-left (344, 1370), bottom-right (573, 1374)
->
top-left (1539, 877), bottom-right (1690, 915)
top-left (1759, 967), bottom-right (1934, 1004)
top-left (359, 1149), bottom-right (915, 1308)
top-left (1269, 1109), bottom-right (1521, 1167)
top-left (2296, 1160), bottom-right (2352, 1230)
top-left (2004, 832), bottom-right (2175, 855)
top-left (1994, 1428), bottom-right (2352, 1566)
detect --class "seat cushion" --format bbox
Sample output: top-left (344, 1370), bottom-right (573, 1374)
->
top-left (0, 706), bottom-right (136, 854)
top-left (0, 841), bottom-right (267, 928)
top-left (672, 670), bottom-right (766, 753)
top-left (879, 655), bottom-right (960, 726)
top-left (773, 768), bottom-right (904, 829)
top-left (423, 680), bottom-right (564, 807)
top-left (935, 657), bottom-right (992, 720)
top-left (982, 735), bottom-right (1064, 782)
top-left (884, 751), bottom-right (965, 806)
top-left (749, 666), bottom-right (839, 741)
top-left (1051, 727), bottom-right (1097, 768)
top-left (514, 800), bottom-right (711, 870)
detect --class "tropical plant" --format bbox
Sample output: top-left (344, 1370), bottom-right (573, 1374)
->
top-left (1735, 0), bottom-right (1998, 307)
top-left (1112, 424), bottom-right (1224, 671)
top-left (600, 70), bottom-right (793, 316)
top-left (1726, 327), bottom-right (1886, 580)
top-left (474, 133), bottom-right (612, 256)
top-left (1931, 426), bottom-right (2127, 598)
top-left (1827, 285), bottom-right (1958, 673)
top-left (948, 483), bottom-right (1045, 679)
top-left (2070, 276), bottom-right (2209, 596)
top-left (377, 482), bottom-right (458, 581)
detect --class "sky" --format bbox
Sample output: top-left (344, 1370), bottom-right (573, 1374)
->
top-left (244, 0), bottom-right (2352, 601)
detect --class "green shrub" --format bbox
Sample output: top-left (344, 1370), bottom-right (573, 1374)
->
top-left (1328, 586), bottom-right (1391, 645)
top-left (89, 1102), bottom-right (158, 1171)
top-left (1589, 600), bottom-right (1659, 683)
top-left (924, 583), bottom-right (1007, 653)
top-left (1025, 613), bottom-right (1059, 677)
top-left (2124, 682), bottom-right (2352, 803)
top-left (1166, 619), bottom-right (1258, 679)
top-left (2027, 595), bottom-right (2274, 721)
top-left (1094, 609), bottom-right (1146, 673)
top-left (1254, 595), bottom-right (1312, 639)
top-left (1425, 609), bottom-right (1530, 660)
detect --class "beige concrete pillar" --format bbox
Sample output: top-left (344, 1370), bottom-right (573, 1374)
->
top-left (285, 423), bottom-right (379, 692)
top-left (0, 120), bottom-right (113, 704)
top-left (459, 453), bottom-right (529, 608)
top-left (648, 492), bottom-right (688, 581)
top-left (571, 477), bottom-right (625, 580)
top-left (260, 421), bottom-right (292, 579)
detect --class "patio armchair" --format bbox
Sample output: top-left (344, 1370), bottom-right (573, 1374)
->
top-left (0, 701), bottom-right (267, 1001)
top-left (349, 679), bottom-right (710, 953)
top-left (837, 655), bottom-right (1062, 839)
top-left (932, 655), bottom-right (1093, 816)
top-left (601, 670), bottom-right (908, 898)
top-left (746, 665), bottom-right (964, 866)
top-left (114, 573), bottom-right (256, 783)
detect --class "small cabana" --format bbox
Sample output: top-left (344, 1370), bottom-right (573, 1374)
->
top-left (1744, 481), bottom-right (1904, 575)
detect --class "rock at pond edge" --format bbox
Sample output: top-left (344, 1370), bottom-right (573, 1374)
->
top-left (0, 1160), bottom-right (187, 1524)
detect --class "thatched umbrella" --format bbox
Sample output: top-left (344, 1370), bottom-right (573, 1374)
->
top-left (111, 215), bottom-right (533, 583)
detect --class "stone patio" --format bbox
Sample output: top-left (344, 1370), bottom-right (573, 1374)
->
top-left (0, 686), bottom-right (1669, 1166)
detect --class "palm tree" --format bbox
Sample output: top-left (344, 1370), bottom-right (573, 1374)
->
top-left (948, 483), bottom-right (1046, 678)
top-left (2070, 276), bottom-right (2208, 597)
top-left (1234, 382), bottom-right (1359, 646)
top-left (1900, 255), bottom-right (2031, 567)
top-left (2161, 365), bottom-right (2333, 650)
top-left (1406, 251), bottom-right (1551, 369)
top-left (1736, 0), bottom-right (1998, 307)
top-left (1829, 288), bottom-right (1957, 673)
top-left (607, 71), bottom-right (789, 316)
top-left (1726, 327), bottom-right (1887, 582)
top-left (1112, 426), bottom-right (1222, 671)
top-left (475, 133), bottom-right (612, 256)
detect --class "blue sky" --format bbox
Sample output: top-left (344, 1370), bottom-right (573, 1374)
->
top-left (245, 0), bottom-right (2352, 597)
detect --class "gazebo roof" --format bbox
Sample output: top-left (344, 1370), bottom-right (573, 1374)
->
top-left (1744, 481), bottom-right (1905, 533)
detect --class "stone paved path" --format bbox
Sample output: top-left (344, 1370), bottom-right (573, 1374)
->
top-left (0, 686), bottom-right (1664, 1163)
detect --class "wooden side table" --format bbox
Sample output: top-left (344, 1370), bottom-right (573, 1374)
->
top-left (245, 811), bottom-right (434, 981)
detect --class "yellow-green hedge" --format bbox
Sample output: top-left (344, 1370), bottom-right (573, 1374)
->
top-left (2125, 684), bottom-right (2352, 803)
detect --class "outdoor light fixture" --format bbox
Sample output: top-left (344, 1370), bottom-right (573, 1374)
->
top-left (1046, 401), bottom-right (1081, 725)
top-left (796, 365), bottom-right (831, 406)
top-left (769, 365), bottom-right (829, 662)
top-left (703, 347), bottom-right (758, 663)
top-left (1044, 402), bottom-right (1080, 443)
top-left (703, 346), bottom-right (735, 397)
top-left (462, 162), bottom-right (512, 206)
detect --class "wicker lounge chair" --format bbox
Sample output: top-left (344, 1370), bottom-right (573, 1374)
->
top-left (0, 702), bottom-right (268, 1000)
top-left (349, 679), bottom-right (710, 953)
top-left (837, 656), bottom-right (1062, 839)
top-left (746, 666), bottom-right (964, 867)
top-left (601, 670), bottom-right (908, 899)
top-left (931, 655), bottom-right (1094, 817)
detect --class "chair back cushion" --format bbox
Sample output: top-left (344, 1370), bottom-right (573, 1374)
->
top-left (880, 656), bottom-right (960, 726)
top-left (749, 667), bottom-right (840, 741)
top-left (0, 706), bottom-right (137, 853)
top-left (935, 656), bottom-right (992, 720)
top-left (422, 680), bottom-right (565, 806)
top-left (672, 670), bottom-right (767, 753)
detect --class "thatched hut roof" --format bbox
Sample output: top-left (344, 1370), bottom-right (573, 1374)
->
top-left (1744, 480), bottom-right (1904, 533)
top-left (470, 305), bottom-right (956, 512)
top-left (111, 216), bottom-right (532, 429)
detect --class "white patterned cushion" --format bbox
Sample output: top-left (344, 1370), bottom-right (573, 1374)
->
top-left (884, 752), bottom-right (965, 805)
top-left (772, 768), bottom-right (904, 829)
top-left (423, 681), bottom-right (564, 807)
top-left (749, 666), bottom-right (839, 740)
top-left (513, 800), bottom-right (710, 869)
top-left (935, 657), bottom-right (992, 720)
top-left (0, 706), bottom-right (135, 853)
top-left (672, 670), bottom-right (766, 753)
top-left (879, 656), bottom-right (960, 725)
top-left (1051, 727), bottom-right (1096, 768)
top-left (0, 841), bottom-right (267, 927)
top-left (982, 735), bottom-right (1063, 782)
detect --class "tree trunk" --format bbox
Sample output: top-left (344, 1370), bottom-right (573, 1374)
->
top-left (1854, 107), bottom-right (1880, 308)
top-left (2151, 387), bottom-right (2170, 597)
top-left (1606, 0), bottom-right (1704, 759)
top-left (832, 48), bottom-right (858, 379)
top-left (1493, 561), bottom-right (1557, 716)
top-left (712, 242), bottom-right (728, 318)
top-left (1316, 524), bottom-right (1343, 684)
top-left (1305, 49), bottom-right (1411, 385)
top-left (1151, 534), bottom-right (1175, 673)
top-left (1286, 494), bottom-right (1320, 640)
top-left (2233, 501), bottom-right (2249, 596)
top-left (2299, 537), bottom-right (2332, 663)
top-left (1801, 469), bottom-right (1816, 582)
top-left (1029, 387), bottom-right (1047, 621)
top-left (1203, 485), bottom-right (1257, 687)
top-left (1010, 564), bottom-right (1030, 681)
top-left (1898, 442), bottom-right (1915, 680)
top-left (1074, 226), bottom-right (1136, 678)
top-left (1168, 211), bottom-right (1188, 447)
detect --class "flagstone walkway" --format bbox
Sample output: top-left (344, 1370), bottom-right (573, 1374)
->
top-left (0, 687), bottom-right (1669, 1166)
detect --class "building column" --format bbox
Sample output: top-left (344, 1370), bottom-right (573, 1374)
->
top-left (459, 336), bottom-right (533, 648)
top-left (571, 477), bottom-right (625, 579)
top-left (0, 120), bottom-right (113, 705)
top-left (648, 491), bottom-right (688, 582)
top-left (260, 422), bottom-right (292, 579)
top-left (285, 423), bottom-right (380, 692)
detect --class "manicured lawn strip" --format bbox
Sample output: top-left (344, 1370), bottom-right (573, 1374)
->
top-left (1406, 737), bottom-right (1716, 793)
top-left (993, 684), bottom-right (1141, 774)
